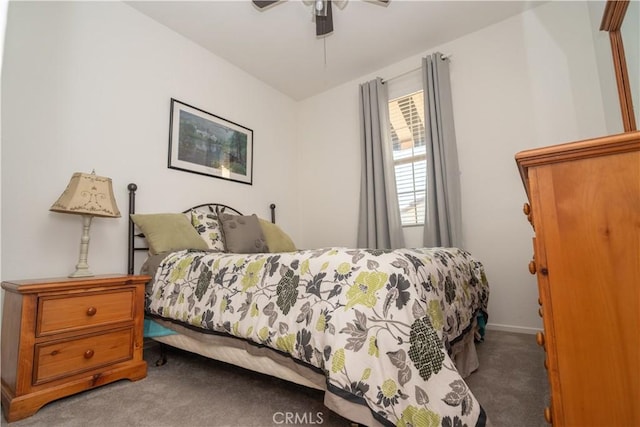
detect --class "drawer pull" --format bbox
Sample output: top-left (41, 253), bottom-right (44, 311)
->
top-left (536, 331), bottom-right (545, 347)
top-left (544, 406), bottom-right (552, 424)
top-left (86, 307), bottom-right (97, 317)
top-left (538, 307), bottom-right (543, 318)
top-left (523, 203), bottom-right (534, 227)
top-left (84, 349), bottom-right (95, 359)
top-left (528, 260), bottom-right (537, 274)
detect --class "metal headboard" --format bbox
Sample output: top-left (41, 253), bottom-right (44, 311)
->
top-left (127, 182), bottom-right (276, 274)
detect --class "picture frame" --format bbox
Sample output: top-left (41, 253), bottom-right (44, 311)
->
top-left (168, 98), bottom-right (253, 185)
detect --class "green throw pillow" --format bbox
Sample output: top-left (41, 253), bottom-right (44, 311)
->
top-left (259, 219), bottom-right (297, 253)
top-left (130, 213), bottom-right (208, 255)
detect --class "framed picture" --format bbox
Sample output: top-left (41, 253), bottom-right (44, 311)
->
top-left (168, 98), bottom-right (253, 185)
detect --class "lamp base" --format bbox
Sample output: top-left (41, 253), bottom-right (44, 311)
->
top-left (69, 215), bottom-right (95, 278)
top-left (69, 268), bottom-right (94, 278)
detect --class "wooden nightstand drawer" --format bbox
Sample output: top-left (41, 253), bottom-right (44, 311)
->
top-left (37, 289), bottom-right (134, 336)
top-left (33, 328), bottom-right (134, 385)
top-left (1, 274), bottom-right (149, 422)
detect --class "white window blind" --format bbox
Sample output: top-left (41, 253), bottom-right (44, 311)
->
top-left (388, 90), bottom-right (426, 226)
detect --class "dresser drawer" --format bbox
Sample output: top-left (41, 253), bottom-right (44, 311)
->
top-left (33, 328), bottom-right (134, 385)
top-left (37, 289), bottom-right (135, 336)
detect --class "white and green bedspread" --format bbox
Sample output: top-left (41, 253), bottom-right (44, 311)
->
top-left (146, 247), bottom-right (489, 426)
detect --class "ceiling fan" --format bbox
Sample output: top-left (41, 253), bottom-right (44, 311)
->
top-left (252, 0), bottom-right (389, 37)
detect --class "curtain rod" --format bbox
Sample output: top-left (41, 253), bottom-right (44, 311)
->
top-left (381, 66), bottom-right (420, 84)
top-left (381, 53), bottom-right (451, 84)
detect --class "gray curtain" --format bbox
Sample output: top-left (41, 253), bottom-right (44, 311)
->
top-left (422, 53), bottom-right (463, 248)
top-left (357, 78), bottom-right (405, 249)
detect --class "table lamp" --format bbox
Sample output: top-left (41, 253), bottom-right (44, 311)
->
top-left (50, 170), bottom-right (121, 277)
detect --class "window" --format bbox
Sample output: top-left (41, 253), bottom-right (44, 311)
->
top-left (388, 91), bottom-right (426, 226)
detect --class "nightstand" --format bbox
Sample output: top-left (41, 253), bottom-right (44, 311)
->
top-left (1, 274), bottom-right (150, 422)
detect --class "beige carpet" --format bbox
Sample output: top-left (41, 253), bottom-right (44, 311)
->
top-left (1, 330), bottom-right (549, 426)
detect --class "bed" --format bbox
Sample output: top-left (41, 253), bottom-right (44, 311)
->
top-left (127, 183), bottom-right (490, 427)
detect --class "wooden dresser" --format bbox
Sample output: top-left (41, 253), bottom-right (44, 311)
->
top-left (515, 131), bottom-right (639, 426)
top-left (1, 274), bottom-right (150, 422)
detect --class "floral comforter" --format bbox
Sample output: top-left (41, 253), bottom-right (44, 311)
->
top-left (146, 247), bottom-right (489, 426)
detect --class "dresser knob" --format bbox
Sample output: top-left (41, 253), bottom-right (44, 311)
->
top-left (536, 331), bottom-right (545, 347)
top-left (538, 307), bottom-right (543, 318)
top-left (544, 406), bottom-right (552, 423)
top-left (84, 349), bottom-right (95, 359)
top-left (86, 307), bottom-right (97, 316)
top-left (528, 260), bottom-right (537, 274)
top-left (523, 203), bottom-right (535, 226)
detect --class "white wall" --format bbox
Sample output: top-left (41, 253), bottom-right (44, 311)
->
top-left (1, 1), bottom-right (621, 333)
top-left (1, 2), bottom-right (298, 279)
top-left (0, 0), bottom-right (8, 322)
top-left (588, 0), bottom-right (625, 135)
top-left (297, 1), bottom-right (610, 333)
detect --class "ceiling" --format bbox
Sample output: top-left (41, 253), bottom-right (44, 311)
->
top-left (127, 0), bottom-right (546, 101)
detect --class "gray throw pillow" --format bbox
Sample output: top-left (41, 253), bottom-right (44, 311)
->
top-left (219, 213), bottom-right (269, 253)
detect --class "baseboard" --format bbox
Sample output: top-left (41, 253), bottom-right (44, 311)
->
top-left (486, 323), bottom-right (540, 335)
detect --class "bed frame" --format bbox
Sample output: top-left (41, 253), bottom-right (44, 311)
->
top-left (125, 183), bottom-right (481, 427)
top-left (127, 182), bottom-right (276, 275)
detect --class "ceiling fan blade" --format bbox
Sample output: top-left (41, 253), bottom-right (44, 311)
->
top-left (316, 0), bottom-right (334, 36)
top-left (253, 0), bottom-right (279, 9)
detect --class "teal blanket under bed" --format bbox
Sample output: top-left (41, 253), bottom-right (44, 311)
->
top-left (144, 318), bottom-right (178, 338)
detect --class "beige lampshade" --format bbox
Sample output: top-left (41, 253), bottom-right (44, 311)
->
top-left (50, 171), bottom-right (121, 218)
